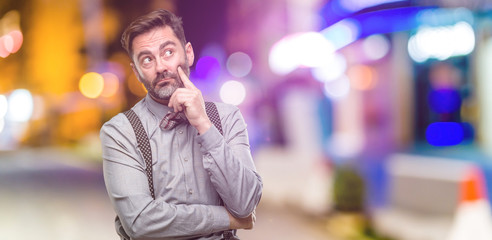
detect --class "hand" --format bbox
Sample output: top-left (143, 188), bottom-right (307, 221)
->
top-left (168, 66), bottom-right (212, 134)
top-left (228, 210), bottom-right (256, 230)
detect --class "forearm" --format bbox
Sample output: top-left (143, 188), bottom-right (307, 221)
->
top-left (197, 126), bottom-right (263, 218)
top-left (104, 160), bottom-right (230, 239)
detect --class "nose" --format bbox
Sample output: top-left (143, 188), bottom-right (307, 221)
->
top-left (155, 56), bottom-right (169, 74)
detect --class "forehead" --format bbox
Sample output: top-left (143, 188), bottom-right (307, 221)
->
top-left (132, 26), bottom-right (181, 54)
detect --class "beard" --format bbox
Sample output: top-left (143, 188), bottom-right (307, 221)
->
top-left (140, 63), bottom-right (190, 101)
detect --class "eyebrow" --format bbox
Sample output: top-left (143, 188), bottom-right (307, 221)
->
top-left (135, 40), bottom-right (177, 61)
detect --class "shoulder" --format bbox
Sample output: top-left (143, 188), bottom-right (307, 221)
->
top-left (100, 99), bottom-right (147, 136)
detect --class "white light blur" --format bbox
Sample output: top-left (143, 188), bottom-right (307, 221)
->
top-left (220, 80), bottom-right (246, 105)
top-left (269, 34), bottom-right (300, 75)
top-left (269, 32), bottom-right (336, 75)
top-left (407, 35), bottom-right (427, 63)
top-left (6, 89), bottom-right (34, 122)
top-left (362, 34), bottom-right (390, 60)
top-left (0, 119), bottom-right (4, 134)
top-left (408, 21), bottom-right (475, 62)
top-left (226, 52), bottom-right (253, 78)
top-left (297, 32), bottom-right (336, 68)
top-left (311, 53), bottom-right (347, 82)
top-left (339, 0), bottom-right (400, 13)
top-left (0, 94), bottom-right (7, 118)
top-left (320, 19), bottom-right (360, 50)
top-left (323, 75), bottom-right (351, 100)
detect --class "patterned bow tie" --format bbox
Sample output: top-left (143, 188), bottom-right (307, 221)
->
top-left (160, 112), bottom-right (187, 130)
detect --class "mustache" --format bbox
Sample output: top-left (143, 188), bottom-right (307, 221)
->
top-left (152, 71), bottom-right (181, 88)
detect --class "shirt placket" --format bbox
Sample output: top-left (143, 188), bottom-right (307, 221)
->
top-left (176, 124), bottom-right (195, 201)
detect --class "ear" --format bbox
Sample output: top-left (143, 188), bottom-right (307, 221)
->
top-left (185, 42), bottom-right (194, 67)
top-left (130, 62), bottom-right (142, 83)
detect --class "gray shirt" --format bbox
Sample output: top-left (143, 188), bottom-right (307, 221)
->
top-left (100, 95), bottom-right (263, 240)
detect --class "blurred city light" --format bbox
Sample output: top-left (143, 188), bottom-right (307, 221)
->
top-left (339, 0), bottom-right (401, 13)
top-left (311, 53), bottom-right (347, 83)
top-left (100, 72), bottom-right (120, 98)
top-left (428, 89), bottom-right (461, 114)
top-left (347, 64), bottom-right (377, 91)
top-left (321, 19), bottom-right (360, 50)
top-left (79, 72), bottom-right (104, 99)
top-left (6, 89), bottom-right (33, 122)
top-left (362, 34), bottom-right (390, 61)
top-left (0, 36), bottom-right (11, 58)
top-left (323, 75), bottom-right (351, 99)
top-left (0, 95), bottom-right (7, 119)
top-left (220, 80), bottom-right (246, 105)
top-left (8, 30), bottom-right (23, 53)
top-left (269, 32), bottom-right (336, 75)
top-left (226, 51), bottom-right (252, 78)
top-left (195, 56), bottom-right (221, 80)
top-left (408, 21), bottom-right (475, 63)
top-left (426, 122), bottom-right (464, 146)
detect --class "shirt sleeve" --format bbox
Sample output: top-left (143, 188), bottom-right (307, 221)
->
top-left (196, 105), bottom-right (263, 218)
top-left (100, 116), bottom-right (230, 239)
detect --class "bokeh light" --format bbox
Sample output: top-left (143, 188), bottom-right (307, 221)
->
top-left (426, 122), bottom-right (464, 146)
top-left (0, 36), bottom-right (10, 58)
top-left (321, 18), bottom-right (360, 49)
top-left (362, 34), bottom-right (390, 61)
top-left (6, 89), bottom-right (33, 122)
top-left (428, 89), bottom-right (462, 114)
top-left (220, 80), bottom-right (246, 105)
top-left (195, 56), bottom-right (221, 80)
top-left (269, 32), bottom-right (336, 75)
top-left (79, 72), bottom-right (104, 99)
top-left (323, 75), bottom-right (351, 100)
top-left (8, 30), bottom-right (23, 53)
top-left (226, 51), bottom-right (253, 78)
top-left (347, 64), bottom-right (377, 91)
top-left (339, 0), bottom-right (399, 13)
top-left (0, 94), bottom-right (8, 119)
top-left (408, 21), bottom-right (475, 62)
top-left (100, 72), bottom-right (120, 98)
top-left (311, 53), bottom-right (347, 83)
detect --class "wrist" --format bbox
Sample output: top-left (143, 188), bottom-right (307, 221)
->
top-left (195, 117), bottom-right (212, 135)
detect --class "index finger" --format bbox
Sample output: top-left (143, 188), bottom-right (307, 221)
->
top-left (178, 66), bottom-right (197, 90)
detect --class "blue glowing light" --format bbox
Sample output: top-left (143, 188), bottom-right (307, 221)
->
top-left (426, 122), bottom-right (464, 146)
top-left (428, 89), bottom-right (461, 113)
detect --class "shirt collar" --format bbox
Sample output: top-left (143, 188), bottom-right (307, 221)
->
top-left (144, 94), bottom-right (173, 120)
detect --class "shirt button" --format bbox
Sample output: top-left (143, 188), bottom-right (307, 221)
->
top-left (208, 172), bottom-right (212, 176)
top-left (188, 189), bottom-right (193, 194)
top-left (184, 157), bottom-right (188, 162)
top-left (179, 130), bottom-right (184, 134)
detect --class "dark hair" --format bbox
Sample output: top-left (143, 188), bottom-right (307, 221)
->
top-left (121, 9), bottom-right (187, 58)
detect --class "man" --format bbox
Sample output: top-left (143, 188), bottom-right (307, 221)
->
top-left (100, 9), bottom-right (263, 240)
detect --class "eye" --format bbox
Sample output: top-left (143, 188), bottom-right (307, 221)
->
top-left (164, 49), bottom-right (173, 57)
top-left (143, 57), bottom-right (152, 64)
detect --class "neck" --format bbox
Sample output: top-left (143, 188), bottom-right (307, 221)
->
top-left (149, 94), bottom-right (170, 106)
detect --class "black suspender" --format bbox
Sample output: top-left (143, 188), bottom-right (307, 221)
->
top-left (123, 109), bottom-right (156, 199)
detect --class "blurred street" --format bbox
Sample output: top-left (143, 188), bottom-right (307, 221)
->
top-left (0, 148), bottom-right (334, 240)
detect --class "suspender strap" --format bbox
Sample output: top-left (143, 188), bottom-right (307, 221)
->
top-left (123, 109), bottom-right (156, 199)
top-left (205, 102), bottom-right (223, 136)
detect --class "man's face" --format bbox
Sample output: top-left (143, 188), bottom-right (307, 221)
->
top-left (131, 26), bottom-right (194, 103)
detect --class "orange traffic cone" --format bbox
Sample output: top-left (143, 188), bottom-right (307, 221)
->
top-left (447, 166), bottom-right (492, 240)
